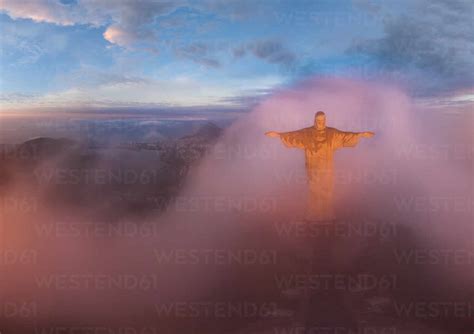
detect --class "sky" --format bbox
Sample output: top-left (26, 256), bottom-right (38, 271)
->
top-left (0, 0), bottom-right (473, 112)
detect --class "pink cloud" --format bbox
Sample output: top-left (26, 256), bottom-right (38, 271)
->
top-left (0, 0), bottom-right (78, 25)
top-left (0, 0), bottom-right (181, 47)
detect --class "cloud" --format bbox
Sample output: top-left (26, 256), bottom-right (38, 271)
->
top-left (0, 17), bottom-right (72, 68)
top-left (249, 40), bottom-right (296, 66)
top-left (56, 65), bottom-right (152, 88)
top-left (194, 0), bottom-right (268, 20)
top-left (0, 0), bottom-right (270, 50)
top-left (91, 0), bottom-right (180, 47)
top-left (0, 92), bottom-right (41, 104)
top-left (0, 0), bottom-right (183, 47)
top-left (350, 0), bottom-right (474, 95)
top-left (174, 42), bottom-right (221, 68)
top-left (217, 89), bottom-right (273, 108)
top-left (232, 45), bottom-right (246, 58)
top-left (353, 18), bottom-right (461, 74)
top-left (102, 24), bottom-right (155, 47)
top-left (0, 0), bottom-right (80, 25)
top-left (233, 39), bottom-right (297, 69)
top-left (39, 79), bottom-right (235, 108)
top-left (1, 74), bottom-right (285, 110)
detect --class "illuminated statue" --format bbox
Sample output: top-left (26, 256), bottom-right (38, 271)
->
top-left (265, 111), bottom-right (375, 220)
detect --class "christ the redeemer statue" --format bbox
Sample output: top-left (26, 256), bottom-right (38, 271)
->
top-left (265, 111), bottom-right (375, 221)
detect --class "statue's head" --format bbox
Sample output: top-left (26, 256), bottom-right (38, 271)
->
top-left (314, 111), bottom-right (326, 130)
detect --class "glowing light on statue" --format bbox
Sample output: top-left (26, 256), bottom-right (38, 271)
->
top-left (265, 111), bottom-right (375, 220)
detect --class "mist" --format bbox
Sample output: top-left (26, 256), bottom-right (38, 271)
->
top-left (1, 77), bottom-right (472, 333)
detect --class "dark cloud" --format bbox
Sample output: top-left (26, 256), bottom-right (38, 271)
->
top-left (232, 45), bottom-right (247, 58)
top-left (174, 42), bottom-right (221, 68)
top-left (232, 40), bottom-right (297, 69)
top-left (248, 40), bottom-right (296, 67)
top-left (349, 0), bottom-right (474, 96)
top-left (352, 19), bottom-right (456, 74)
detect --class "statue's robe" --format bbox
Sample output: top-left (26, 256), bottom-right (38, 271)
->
top-left (279, 127), bottom-right (360, 220)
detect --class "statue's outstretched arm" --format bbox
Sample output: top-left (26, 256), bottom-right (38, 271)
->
top-left (358, 131), bottom-right (375, 138)
top-left (277, 129), bottom-right (307, 149)
top-left (334, 129), bottom-right (375, 148)
top-left (264, 131), bottom-right (280, 138)
top-left (265, 129), bottom-right (306, 149)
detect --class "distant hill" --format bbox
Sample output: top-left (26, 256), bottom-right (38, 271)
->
top-left (179, 122), bottom-right (222, 142)
top-left (0, 124), bottom-right (224, 219)
top-left (15, 137), bottom-right (76, 159)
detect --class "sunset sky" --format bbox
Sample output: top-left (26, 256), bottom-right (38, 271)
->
top-left (0, 0), bottom-right (473, 111)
